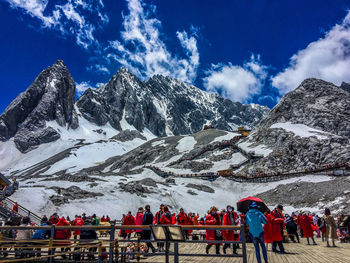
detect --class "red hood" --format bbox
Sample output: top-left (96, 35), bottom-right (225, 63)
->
top-left (57, 217), bottom-right (70, 226)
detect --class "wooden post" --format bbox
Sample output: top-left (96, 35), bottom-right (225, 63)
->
top-left (49, 225), bottom-right (55, 263)
top-left (240, 224), bottom-right (247, 263)
top-left (109, 224), bottom-right (115, 263)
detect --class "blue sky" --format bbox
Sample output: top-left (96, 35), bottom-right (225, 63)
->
top-left (1, 0), bottom-right (350, 113)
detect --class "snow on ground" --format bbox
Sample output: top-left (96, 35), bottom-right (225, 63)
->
top-left (211, 132), bottom-right (241, 143)
top-left (238, 140), bottom-right (273, 157)
top-left (176, 136), bottom-right (196, 153)
top-left (0, 139), bottom-right (22, 171)
top-left (12, 170), bottom-right (334, 220)
top-left (270, 122), bottom-right (332, 140)
top-left (151, 140), bottom-right (166, 147)
top-left (42, 137), bottom-right (147, 175)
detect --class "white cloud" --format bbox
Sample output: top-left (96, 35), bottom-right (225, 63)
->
top-left (5, 0), bottom-right (108, 49)
top-left (86, 64), bottom-right (110, 75)
top-left (203, 55), bottom-right (268, 103)
top-left (6, 0), bottom-right (56, 27)
top-left (105, 0), bottom-right (200, 83)
top-left (272, 11), bottom-right (350, 94)
top-left (75, 81), bottom-right (95, 96)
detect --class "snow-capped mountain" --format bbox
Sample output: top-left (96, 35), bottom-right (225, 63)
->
top-left (0, 60), bottom-right (269, 155)
top-left (76, 67), bottom-right (269, 137)
top-left (2, 61), bottom-right (350, 218)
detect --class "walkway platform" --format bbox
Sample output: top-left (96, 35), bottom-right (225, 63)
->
top-left (138, 238), bottom-right (350, 263)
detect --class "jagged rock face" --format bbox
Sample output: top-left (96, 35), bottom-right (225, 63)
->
top-left (0, 60), bottom-right (78, 153)
top-left (76, 68), bottom-right (269, 136)
top-left (259, 78), bottom-right (350, 137)
top-left (240, 78), bottom-right (350, 174)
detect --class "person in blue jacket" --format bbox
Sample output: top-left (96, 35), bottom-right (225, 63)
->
top-left (245, 202), bottom-right (268, 263)
top-left (32, 218), bottom-right (50, 257)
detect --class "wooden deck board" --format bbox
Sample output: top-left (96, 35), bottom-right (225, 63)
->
top-left (136, 238), bottom-right (350, 263)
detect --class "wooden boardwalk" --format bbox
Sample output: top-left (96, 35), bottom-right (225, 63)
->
top-left (137, 238), bottom-right (350, 263)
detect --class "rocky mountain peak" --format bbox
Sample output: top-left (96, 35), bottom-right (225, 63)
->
top-left (0, 60), bottom-right (79, 153)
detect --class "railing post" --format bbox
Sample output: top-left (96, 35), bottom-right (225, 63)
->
top-left (165, 239), bottom-right (170, 263)
top-left (49, 225), bottom-right (55, 263)
top-left (174, 241), bottom-right (179, 263)
top-left (137, 233), bottom-right (141, 263)
top-left (115, 240), bottom-right (119, 263)
top-left (109, 223), bottom-right (115, 263)
top-left (98, 241), bottom-right (103, 263)
top-left (240, 224), bottom-right (247, 263)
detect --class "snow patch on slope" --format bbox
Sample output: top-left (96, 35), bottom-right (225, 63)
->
top-left (270, 122), bottom-right (330, 140)
top-left (176, 136), bottom-right (196, 153)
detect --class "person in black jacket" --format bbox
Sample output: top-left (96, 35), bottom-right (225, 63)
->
top-left (286, 214), bottom-right (300, 243)
top-left (80, 218), bottom-right (98, 260)
top-left (142, 205), bottom-right (157, 253)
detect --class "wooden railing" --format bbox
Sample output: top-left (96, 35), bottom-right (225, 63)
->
top-left (0, 224), bottom-right (247, 263)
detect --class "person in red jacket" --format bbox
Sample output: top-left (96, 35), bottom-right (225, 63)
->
top-left (271, 205), bottom-right (286, 254)
top-left (101, 216), bottom-right (107, 222)
top-left (205, 206), bottom-right (222, 254)
top-left (172, 213), bottom-right (176, 224)
top-left (177, 208), bottom-right (189, 239)
top-left (135, 207), bottom-right (144, 234)
top-left (13, 202), bottom-right (18, 213)
top-left (154, 204), bottom-right (165, 251)
top-left (263, 210), bottom-right (273, 250)
top-left (160, 206), bottom-right (172, 252)
top-left (72, 215), bottom-right (84, 240)
top-left (55, 217), bottom-right (71, 259)
top-left (160, 206), bottom-right (173, 224)
top-left (49, 213), bottom-right (59, 225)
top-left (222, 205), bottom-right (239, 254)
top-left (123, 211), bottom-right (136, 239)
top-left (300, 212), bottom-right (317, 245)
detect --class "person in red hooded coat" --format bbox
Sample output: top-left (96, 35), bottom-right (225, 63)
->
top-left (299, 212), bottom-right (317, 245)
top-left (72, 215), bottom-right (84, 239)
top-left (160, 206), bottom-right (173, 224)
top-left (55, 217), bottom-right (71, 259)
top-left (177, 208), bottom-right (190, 239)
top-left (159, 206), bottom-right (173, 252)
top-left (135, 207), bottom-right (144, 234)
top-left (222, 205), bottom-right (239, 254)
top-left (264, 210), bottom-right (273, 249)
top-left (271, 205), bottom-right (286, 254)
top-left (122, 211), bottom-right (136, 239)
top-left (205, 206), bottom-right (222, 255)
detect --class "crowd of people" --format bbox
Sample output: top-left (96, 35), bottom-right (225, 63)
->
top-left (146, 160), bottom-right (350, 184)
top-left (1, 202), bottom-right (349, 262)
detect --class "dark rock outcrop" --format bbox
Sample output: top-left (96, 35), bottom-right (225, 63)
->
top-left (0, 60), bottom-right (78, 152)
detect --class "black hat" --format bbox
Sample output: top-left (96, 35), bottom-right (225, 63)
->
top-left (277, 204), bottom-right (284, 211)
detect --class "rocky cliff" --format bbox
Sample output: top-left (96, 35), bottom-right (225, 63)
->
top-left (76, 68), bottom-right (269, 137)
top-left (0, 60), bottom-right (78, 153)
